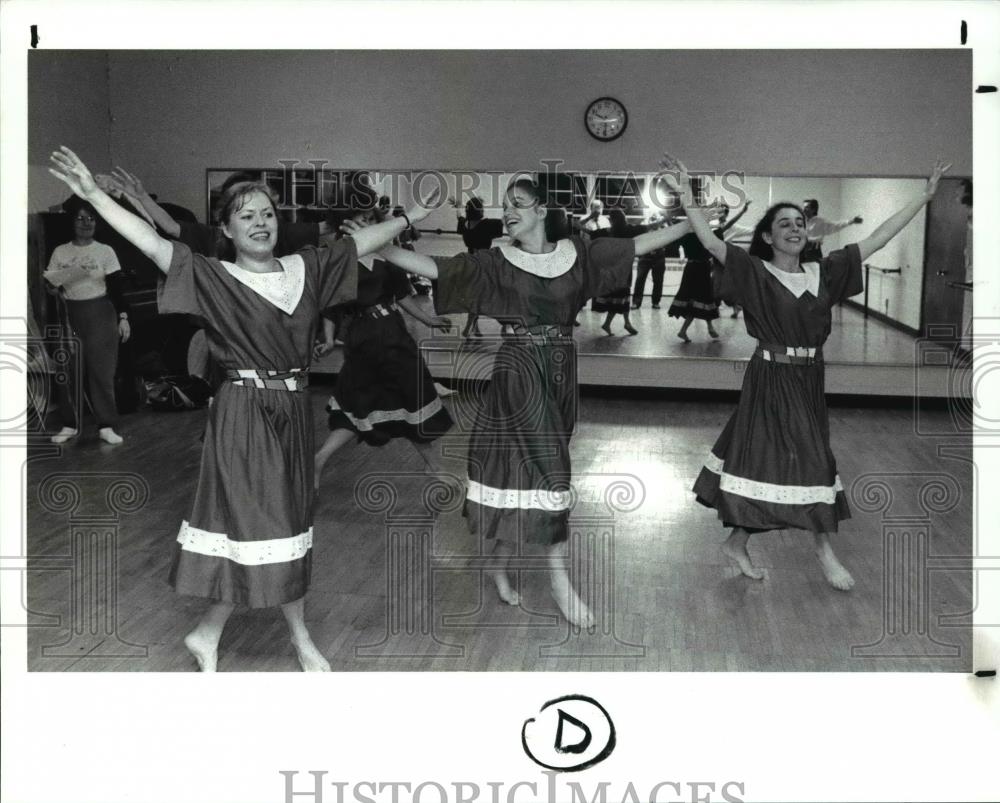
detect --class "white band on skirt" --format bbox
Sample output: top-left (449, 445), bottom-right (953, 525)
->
top-left (703, 453), bottom-right (843, 505)
top-left (329, 396), bottom-right (443, 431)
top-left (467, 480), bottom-right (573, 511)
top-left (177, 520), bottom-right (313, 565)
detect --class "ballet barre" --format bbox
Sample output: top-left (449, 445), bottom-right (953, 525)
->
top-left (862, 263), bottom-right (901, 319)
top-left (945, 280), bottom-right (973, 293)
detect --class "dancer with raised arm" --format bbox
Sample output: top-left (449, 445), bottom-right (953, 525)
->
top-left (49, 146), bottom-right (436, 671)
top-left (374, 175), bottom-right (691, 626)
top-left (660, 153), bottom-right (949, 591)
top-left (314, 205), bottom-right (455, 491)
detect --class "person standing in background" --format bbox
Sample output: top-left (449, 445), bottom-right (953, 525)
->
top-left (44, 198), bottom-right (131, 445)
top-left (801, 199), bottom-right (863, 263)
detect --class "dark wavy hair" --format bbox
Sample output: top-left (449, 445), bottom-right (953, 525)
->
top-left (505, 177), bottom-right (569, 242)
top-left (749, 202), bottom-right (806, 261)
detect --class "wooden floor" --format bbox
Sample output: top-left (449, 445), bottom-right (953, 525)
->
top-left (23, 388), bottom-right (973, 672)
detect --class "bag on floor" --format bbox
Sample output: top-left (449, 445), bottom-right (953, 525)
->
top-left (145, 375), bottom-right (212, 411)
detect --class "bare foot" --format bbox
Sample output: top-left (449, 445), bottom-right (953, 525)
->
top-left (550, 576), bottom-right (595, 629)
top-left (488, 568), bottom-right (521, 606)
top-left (183, 630), bottom-right (218, 672)
top-left (601, 322), bottom-right (612, 336)
top-left (721, 540), bottom-right (765, 580)
top-left (816, 547), bottom-right (855, 591)
top-left (291, 636), bottom-right (331, 672)
top-left (624, 324), bottom-right (638, 336)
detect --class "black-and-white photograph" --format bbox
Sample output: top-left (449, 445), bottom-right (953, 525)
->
top-left (21, 46), bottom-right (977, 673)
top-left (3, 3), bottom-right (998, 802)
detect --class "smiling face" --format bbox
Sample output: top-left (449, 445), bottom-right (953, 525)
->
top-left (72, 208), bottom-right (96, 242)
top-left (503, 184), bottom-right (546, 240)
top-left (763, 206), bottom-right (807, 258)
top-left (221, 190), bottom-right (278, 259)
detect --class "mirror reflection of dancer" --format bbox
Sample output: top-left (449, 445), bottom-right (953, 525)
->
top-left (375, 176), bottom-right (690, 626)
top-left (592, 210), bottom-right (642, 335)
top-left (661, 153), bottom-right (950, 590)
top-left (49, 146), bottom-right (436, 671)
top-left (313, 205), bottom-right (456, 491)
top-left (452, 196), bottom-right (507, 339)
top-left (801, 199), bottom-right (863, 263)
top-left (712, 200), bottom-right (753, 319)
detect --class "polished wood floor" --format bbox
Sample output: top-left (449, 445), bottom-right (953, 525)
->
top-left (24, 389), bottom-right (972, 672)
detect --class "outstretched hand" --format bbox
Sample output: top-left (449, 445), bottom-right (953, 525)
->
top-left (924, 158), bottom-right (952, 199)
top-left (406, 186), bottom-right (441, 224)
top-left (95, 174), bottom-right (126, 199)
top-left (112, 167), bottom-right (145, 198)
top-left (49, 146), bottom-right (100, 200)
top-left (657, 152), bottom-right (690, 194)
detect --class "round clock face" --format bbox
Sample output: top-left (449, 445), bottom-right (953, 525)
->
top-left (585, 97), bottom-right (628, 141)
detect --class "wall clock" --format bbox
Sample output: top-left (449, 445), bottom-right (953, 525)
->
top-left (585, 97), bottom-right (628, 142)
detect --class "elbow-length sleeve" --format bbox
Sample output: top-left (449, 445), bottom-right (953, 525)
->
top-left (821, 243), bottom-right (863, 303)
top-left (580, 235), bottom-right (636, 300)
top-left (300, 238), bottom-right (359, 310)
top-left (431, 249), bottom-right (504, 314)
top-left (713, 243), bottom-right (759, 307)
top-left (157, 241), bottom-right (206, 320)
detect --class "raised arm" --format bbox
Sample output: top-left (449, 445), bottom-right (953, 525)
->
top-left (111, 167), bottom-right (182, 238)
top-left (632, 219), bottom-right (691, 256)
top-left (50, 147), bottom-right (174, 273)
top-left (856, 159), bottom-right (950, 262)
top-left (349, 189), bottom-right (440, 257)
top-left (658, 154), bottom-right (728, 264)
top-left (719, 199), bottom-right (752, 234)
top-left (377, 245), bottom-right (439, 280)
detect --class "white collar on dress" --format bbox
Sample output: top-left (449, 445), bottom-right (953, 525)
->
top-left (221, 253), bottom-right (305, 315)
top-left (358, 253), bottom-right (376, 271)
top-left (499, 239), bottom-right (576, 278)
top-left (762, 260), bottom-right (820, 298)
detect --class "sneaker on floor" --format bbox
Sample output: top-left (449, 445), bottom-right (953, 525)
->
top-left (98, 427), bottom-right (123, 445)
top-left (50, 427), bottom-right (78, 445)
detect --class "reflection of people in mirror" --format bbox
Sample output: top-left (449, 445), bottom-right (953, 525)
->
top-left (660, 153), bottom-right (950, 592)
top-left (375, 175), bottom-right (692, 628)
top-left (453, 195), bottom-right (507, 338)
top-left (801, 198), bottom-right (863, 263)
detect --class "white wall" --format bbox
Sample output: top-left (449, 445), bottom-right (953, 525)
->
top-left (28, 51), bottom-right (112, 212)
top-left (841, 178), bottom-right (927, 329)
top-left (28, 50), bottom-right (970, 216)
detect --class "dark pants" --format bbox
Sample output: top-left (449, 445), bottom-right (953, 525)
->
top-left (58, 296), bottom-right (119, 429)
top-left (632, 260), bottom-right (666, 307)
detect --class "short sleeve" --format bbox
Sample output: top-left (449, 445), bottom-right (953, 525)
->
top-left (581, 236), bottom-right (635, 300)
top-left (299, 238), bottom-right (359, 311)
top-left (432, 249), bottom-right (505, 314)
top-left (821, 243), bottom-right (863, 303)
top-left (100, 244), bottom-right (122, 276)
top-left (157, 241), bottom-right (207, 320)
top-left (713, 243), bottom-right (759, 307)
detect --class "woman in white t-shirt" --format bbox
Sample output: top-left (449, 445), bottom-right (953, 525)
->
top-left (44, 199), bottom-right (131, 445)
